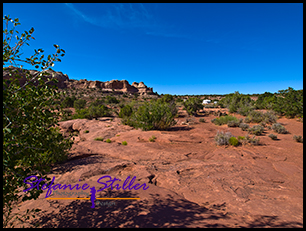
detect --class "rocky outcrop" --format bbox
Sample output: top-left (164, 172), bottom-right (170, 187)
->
top-left (3, 66), bottom-right (154, 94)
top-left (3, 66), bottom-right (69, 89)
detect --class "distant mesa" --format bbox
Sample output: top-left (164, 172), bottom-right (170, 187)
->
top-left (3, 66), bottom-right (153, 95)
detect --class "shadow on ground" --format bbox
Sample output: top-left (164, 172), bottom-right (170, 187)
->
top-left (29, 189), bottom-right (302, 228)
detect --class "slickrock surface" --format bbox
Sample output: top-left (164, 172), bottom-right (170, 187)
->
top-left (10, 109), bottom-right (303, 228)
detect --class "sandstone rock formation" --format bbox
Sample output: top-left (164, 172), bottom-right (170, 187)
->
top-left (3, 66), bottom-right (154, 94)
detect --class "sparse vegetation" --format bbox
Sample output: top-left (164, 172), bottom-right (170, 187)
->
top-left (268, 134), bottom-right (278, 140)
top-left (248, 125), bottom-right (265, 136)
top-left (183, 97), bottom-right (203, 116)
top-left (106, 138), bottom-right (112, 143)
top-left (229, 137), bottom-right (239, 146)
top-left (94, 137), bottom-right (104, 141)
top-left (272, 123), bottom-right (288, 134)
top-left (239, 123), bottom-right (250, 131)
top-left (149, 135), bottom-right (157, 142)
top-left (212, 115), bottom-right (240, 126)
top-left (199, 118), bottom-right (206, 123)
top-left (122, 141), bottom-right (128, 145)
top-left (293, 135), bottom-right (303, 143)
top-left (214, 131), bottom-right (233, 146)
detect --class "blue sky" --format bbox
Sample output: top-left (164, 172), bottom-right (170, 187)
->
top-left (3, 3), bottom-right (303, 95)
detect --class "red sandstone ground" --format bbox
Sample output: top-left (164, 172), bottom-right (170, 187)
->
top-left (9, 108), bottom-right (303, 228)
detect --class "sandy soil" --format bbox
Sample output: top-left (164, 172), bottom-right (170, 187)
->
top-left (8, 108), bottom-right (303, 228)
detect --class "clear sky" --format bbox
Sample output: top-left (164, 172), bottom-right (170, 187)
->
top-left (3, 3), bottom-right (303, 95)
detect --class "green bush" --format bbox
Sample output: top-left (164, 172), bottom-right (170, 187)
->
top-left (149, 135), bottom-right (157, 142)
top-left (105, 95), bottom-right (120, 104)
top-left (90, 98), bottom-right (105, 107)
top-left (73, 99), bottom-right (87, 110)
top-left (239, 123), bottom-right (250, 131)
top-left (248, 125), bottom-right (265, 136)
top-left (199, 118), bottom-right (206, 123)
top-left (183, 97), bottom-right (203, 116)
top-left (212, 115), bottom-right (239, 126)
top-left (227, 120), bottom-right (240, 127)
top-left (272, 87), bottom-right (303, 118)
top-left (118, 104), bottom-right (133, 118)
top-left (159, 94), bottom-right (174, 103)
top-left (229, 137), bottom-right (239, 146)
top-left (122, 141), bottom-right (128, 145)
top-left (293, 135), bottom-right (303, 143)
top-left (130, 100), bottom-right (177, 131)
top-left (255, 92), bottom-right (277, 109)
top-left (245, 110), bottom-right (264, 123)
top-left (214, 131), bottom-right (233, 146)
top-left (245, 135), bottom-right (260, 145)
top-left (272, 123), bottom-right (288, 134)
top-left (61, 96), bottom-right (76, 108)
top-left (3, 16), bottom-right (72, 227)
top-left (268, 134), bottom-right (278, 140)
top-left (94, 137), bottom-right (104, 141)
top-left (105, 138), bottom-right (112, 143)
top-left (73, 105), bottom-right (110, 120)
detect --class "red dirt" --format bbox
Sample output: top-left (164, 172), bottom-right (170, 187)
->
top-left (9, 109), bottom-right (303, 228)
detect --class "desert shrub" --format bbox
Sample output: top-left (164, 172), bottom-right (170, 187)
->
top-left (94, 137), bottom-right (104, 141)
top-left (217, 91), bottom-right (255, 113)
top-left (214, 131), bottom-right (233, 146)
top-left (122, 141), bottom-right (128, 145)
top-left (199, 118), bottom-right (206, 123)
top-left (3, 16), bottom-right (73, 227)
top-left (272, 87), bottom-right (303, 118)
top-left (245, 135), bottom-right (260, 145)
top-left (159, 94), bottom-right (174, 103)
top-left (90, 98), bottom-right (105, 107)
top-left (263, 111), bottom-right (277, 124)
top-left (61, 96), bottom-right (76, 108)
top-left (248, 125), bottom-right (265, 136)
top-left (105, 95), bottom-right (120, 104)
top-left (84, 130), bottom-right (89, 133)
top-left (272, 123), bottom-right (288, 134)
top-left (259, 121), bottom-right (266, 127)
top-left (60, 109), bottom-right (73, 121)
top-left (183, 97), bottom-right (203, 116)
top-left (105, 138), bottom-right (112, 143)
top-left (73, 105), bottom-right (110, 120)
top-left (118, 104), bottom-right (133, 118)
top-left (255, 92), bottom-right (277, 109)
top-left (293, 135), bottom-right (303, 143)
top-left (237, 136), bottom-right (245, 140)
top-left (246, 110), bottom-right (264, 123)
top-left (149, 135), bottom-right (156, 142)
top-left (212, 115), bottom-right (239, 126)
top-left (73, 99), bottom-right (87, 110)
top-left (237, 104), bottom-right (254, 116)
top-left (130, 100), bottom-right (177, 131)
top-left (227, 120), bottom-right (240, 127)
top-left (229, 137), bottom-right (239, 146)
top-left (239, 123), bottom-right (250, 131)
top-left (268, 134), bottom-right (278, 140)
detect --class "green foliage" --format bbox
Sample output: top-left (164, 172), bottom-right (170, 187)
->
top-left (272, 123), bottom-right (288, 134)
top-left (183, 97), bottom-right (203, 116)
top-left (229, 137), bottom-right (239, 146)
top-left (239, 123), bottom-right (250, 131)
top-left (105, 95), bottom-right (120, 104)
top-left (84, 130), bottom-right (89, 133)
top-left (212, 115), bottom-right (239, 126)
top-left (73, 105), bottom-right (110, 120)
top-left (268, 134), bottom-right (278, 140)
top-left (126, 100), bottom-right (177, 131)
top-left (158, 94), bottom-right (174, 103)
top-left (272, 87), bottom-right (303, 118)
top-left (245, 110), bottom-right (277, 124)
top-left (61, 96), bottom-right (76, 108)
top-left (199, 118), bottom-right (206, 123)
top-left (248, 125), bottom-right (265, 136)
top-left (105, 138), bottom-right (112, 143)
top-left (94, 137), bottom-right (104, 141)
top-left (149, 135), bottom-right (157, 142)
top-left (118, 104), bottom-right (133, 118)
top-left (122, 141), bottom-right (128, 145)
top-left (293, 135), bottom-right (303, 143)
top-left (214, 131), bottom-right (233, 146)
top-left (90, 98), bottom-right (105, 107)
top-left (217, 91), bottom-right (255, 114)
top-left (73, 99), bottom-right (87, 110)
top-left (3, 16), bottom-right (72, 227)
top-left (255, 92), bottom-right (277, 109)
